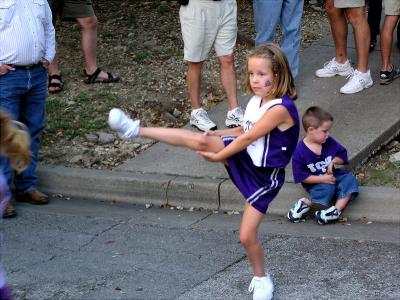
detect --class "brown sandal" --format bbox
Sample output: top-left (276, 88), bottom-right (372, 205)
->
top-left (83, 67), bottom-right (120, 84)
top-left (48, 74), bottom-right (64, 94)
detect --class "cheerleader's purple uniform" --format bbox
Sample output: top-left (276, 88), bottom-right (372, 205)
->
top-left (223, 95), bottom-right (299, 214)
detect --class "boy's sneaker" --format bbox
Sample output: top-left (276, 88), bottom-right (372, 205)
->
top-left (225, 106), bottom-right (244, 128)
top-left (248, 275), bottom-right (274, 300)
top-left (315, 58), bottom-right (354, 78)
top-left (287, 198), bottom-right (310, 223)
top-left (314, 206), bottom-right (341, 225)
top-left (190, 108), bottom-right (217, 132)
top-left (340, 69), bottom-right (373, 94)
top-left (380, 65), bottom-right (400, 85)
top-left (108, 108), bottom-right (140, 140)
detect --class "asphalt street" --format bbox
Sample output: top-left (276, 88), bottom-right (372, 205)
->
top-left (1, 195), bottom-right (399, 300)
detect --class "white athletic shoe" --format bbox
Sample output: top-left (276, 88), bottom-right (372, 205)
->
top-left (314, 206), bottom-right (341, 225)
top-left (108, 108), bottom-right (140, 140)
top-left (340, 69), bottom-right (373, 94)
top-left (225, 106), bottom-right (244, 128)
top-left (287, 198), bottom-right (310, 223)
top-left (190, 108), bottom-right (217, 132)
top-left (248, 275), bottom-right (274, 300)
top-left (315, 58), bottom-right (354, 78)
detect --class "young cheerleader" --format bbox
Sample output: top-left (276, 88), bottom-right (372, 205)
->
top-left (0, 110), bottom-right (31, 299)
top-left (108, 44), bottom-right (299, 300)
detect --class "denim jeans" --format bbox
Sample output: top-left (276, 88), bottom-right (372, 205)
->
top-left (0, 66), bottom-right (47, 194)
top-left (308, 173), bottom-right (359, 207)
top-left (253, 0), bottom-right (304, 77)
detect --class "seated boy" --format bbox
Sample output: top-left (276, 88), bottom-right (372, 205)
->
top-left (287, 106), bottom-right (359, 224)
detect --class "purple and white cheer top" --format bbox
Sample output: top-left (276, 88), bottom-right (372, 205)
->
top-left (243, 95), bottom-right (300, 168)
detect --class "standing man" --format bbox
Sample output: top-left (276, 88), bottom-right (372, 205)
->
top-left (0, 0), bottom-right (56, 217)
top-left (379, 0), bottom-right (400, 85)
top-left (179, 0), bottom-right (244, 132)
top-left (47, 0), bottom-right (120, 93)
top-left (315, 0), bottom-right (373, 94)
top-left (252, 0), bottom-right (304, 78)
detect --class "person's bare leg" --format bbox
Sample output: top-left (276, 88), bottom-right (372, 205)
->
top-left (187, 61), bottom-right (203, 109)
top-left (239, 203), bottom-right (266, 277)
top-left (77, 15), bottom-right (110, 79)
top-left (218, 54), bottom-right (239, 110)
top-left (345, 7), bottom-right (370, 72)
top-left (48, 52), bottom-right (61, 92)
top-left (139, 127), bottom-right (224, 153)
top-left (335, 194), bottom-right (351, 212)
top-left (326, 0), bottom-right (348, 63)
top-left (380, 15), bottom-right (400, 71)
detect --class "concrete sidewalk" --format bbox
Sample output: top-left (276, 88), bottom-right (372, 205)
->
top-left (38, 35), bottom-right (400, 223)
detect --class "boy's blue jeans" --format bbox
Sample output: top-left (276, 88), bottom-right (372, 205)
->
top-left (253, 0), bottom-right (304, 77)
top-left (308, 174), bottom-right (359, 207)
top-left (0, 66), bottom-right (47, 194)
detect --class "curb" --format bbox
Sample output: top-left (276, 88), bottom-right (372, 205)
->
top-left (37, 165), bottom-right (400, 223)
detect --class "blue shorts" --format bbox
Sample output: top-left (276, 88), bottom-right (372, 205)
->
top-left (308, 174), bottom-right (359, 207)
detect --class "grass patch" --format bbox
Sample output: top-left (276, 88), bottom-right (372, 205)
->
top-left (45, 92), bottom-right (117, 142)
top-left (134, 51), bottom-right (150, 62)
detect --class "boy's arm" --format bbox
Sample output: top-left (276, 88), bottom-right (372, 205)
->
top-left (327, 156), bottom-right (345, 174)
top-left (303, 174), bottom-right (336, 185)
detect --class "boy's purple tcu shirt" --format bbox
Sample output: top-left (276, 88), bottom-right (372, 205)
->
top-left (292, 137), bottom-right (349, 191)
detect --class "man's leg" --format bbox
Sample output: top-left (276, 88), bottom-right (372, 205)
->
top-left (380, 15), bottom-right (400, 70)
top-left (47, 52), bottom-right (64, 93)
top-left (280, 0), bottom-right (304, 77)
top-left (326, 0), bottom-right (348, 63)
top-left (0, 71), bottom-right (22, 188)
top-left (77, 16), bottom-right (102, 76)
top-left (345, 7), bottom-right (370, 72)
top-left (14, 67), bottom-right (47, 196)
top-left (187, 61), bottom-right (204, 109)
top-left (218, 54), bottom-right (239, 111)
top-left (253, 0), bottom-right (282, 46)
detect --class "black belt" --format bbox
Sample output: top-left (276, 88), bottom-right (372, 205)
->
top-left (9, 62), bottom-right (43, 70)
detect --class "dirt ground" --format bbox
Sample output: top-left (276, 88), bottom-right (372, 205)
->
top-left (39, 0), bottom-right (399, 188)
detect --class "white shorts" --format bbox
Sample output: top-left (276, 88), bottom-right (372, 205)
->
top-left (179, 0), bottom-right (237, 62)
top-left (384, 0), bottom-right (400, 15)
top-left (334, 0), bottom-right (365, 8)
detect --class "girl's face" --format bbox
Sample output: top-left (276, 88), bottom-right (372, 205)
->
top-left (308, 121), bottom-right (333, 144)
top-left (248, 57), bottom-right (275, 98)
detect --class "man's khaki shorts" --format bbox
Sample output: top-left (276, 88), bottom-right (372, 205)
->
top-left (179, 0), bottom-right (237, 62)
top-left (384, 0), bottom-right (400, 16)
top-left (49, 0), bottom-right (95, 20)
top-left (334, 0), bottom-right (365, 8)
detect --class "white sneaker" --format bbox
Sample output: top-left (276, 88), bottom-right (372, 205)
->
top-left (314, 206), bottom-right (341, 225)
top-left (248, 275), bottom-right (274, 300)
top-left (190, 108), bottom-right (217, 132)
top-left (315, 58), bottom-right (354, 78)
top-left (108, 108), bottom-right (140, 140)
top-left (287, 198), bottom-right (310, 223)
top-left (225, 106), bottom-right (244, 128)
top-left (340, 69), bottom-right (373, 94)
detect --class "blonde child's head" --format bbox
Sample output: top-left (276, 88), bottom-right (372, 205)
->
top-left (0, 110), bottom-right (31, 172)
top-left (243, 43), bottom-right (297, 100)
